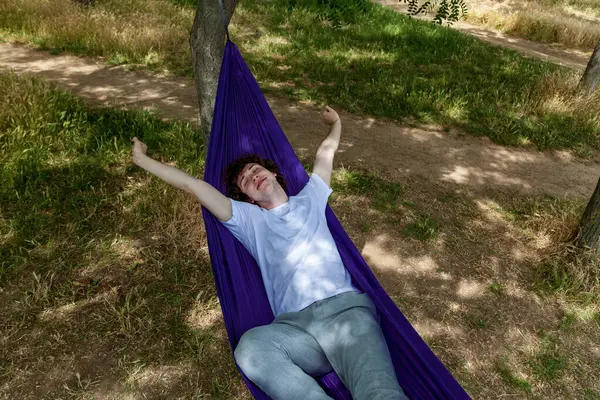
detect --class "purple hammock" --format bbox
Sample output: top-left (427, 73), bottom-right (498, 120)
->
top-left (201, 40), bottom-right (471, 400)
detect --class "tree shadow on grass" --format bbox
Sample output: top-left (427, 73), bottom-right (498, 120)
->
top-left (0, 159), bottom-right (248, 398)
top-left (236, 0), bottom-right (598, 154)
top-left (0, 98), bottom-right (246, 398)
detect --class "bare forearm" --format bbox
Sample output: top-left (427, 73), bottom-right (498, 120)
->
top-left (313, 119), bottom-right (341, 186)
top-left (134, 153), bottom-right (194, 191)
top-left (318, 119), bottom-right (342, 154)
top-left (133, 153), bottom-right (232, 220)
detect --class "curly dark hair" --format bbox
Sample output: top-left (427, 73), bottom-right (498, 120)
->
top-left (225, 155), bottom-right (287, 202)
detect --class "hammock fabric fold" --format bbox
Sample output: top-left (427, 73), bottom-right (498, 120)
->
top-left (202, 40), bottom-right (471, 400)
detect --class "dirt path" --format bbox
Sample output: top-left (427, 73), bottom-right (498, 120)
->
top-left (1, 42), bottom-right (598, 198)
top-left (374, 0), bottom-right (591, 71)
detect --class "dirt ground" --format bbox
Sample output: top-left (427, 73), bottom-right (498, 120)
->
top-left (0, 42), bottom-right (597, 200)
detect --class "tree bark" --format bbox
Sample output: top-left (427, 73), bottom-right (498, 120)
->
top-left (577, 176), bottom-right (600, 252)
top-left (581, 39), bottom-right (600, 93)
top-left (190, 0), bottom-right (236, 156)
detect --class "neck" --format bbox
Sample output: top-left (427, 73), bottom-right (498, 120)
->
top-left (256, 185), bottom-right (289, 210)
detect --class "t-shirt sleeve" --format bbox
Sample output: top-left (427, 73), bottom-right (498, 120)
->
top-left (221, 199), bottom-right (258, 255)
top-left (308, 173), bottom-right (333, 207)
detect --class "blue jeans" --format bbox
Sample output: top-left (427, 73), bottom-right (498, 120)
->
top-left (234, 291), bottom-right (408, 400)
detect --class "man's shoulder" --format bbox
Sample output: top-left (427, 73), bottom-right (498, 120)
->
top-left (299, 174), bottom-right (327, 191)
top-left (223, 198), bottom-right (263, 224)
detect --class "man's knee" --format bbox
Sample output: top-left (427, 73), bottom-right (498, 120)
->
top-left (234, 327), bottom-right (270, 379)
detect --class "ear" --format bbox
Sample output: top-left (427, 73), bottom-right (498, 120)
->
top-left (274, 173), bottom-right (277, 177)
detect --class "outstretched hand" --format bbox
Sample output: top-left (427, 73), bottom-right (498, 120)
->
top-left (131, 137), bottom-right (147, 162)
top-left (322, 106), bottom-right (340, 126)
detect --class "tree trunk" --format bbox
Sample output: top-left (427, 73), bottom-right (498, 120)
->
top-left (577, 176), bottom-right (600, 252)
top-left (581, 39), bottom-right (600, 93)
top-left (190, 0), bottom-right (236, 156)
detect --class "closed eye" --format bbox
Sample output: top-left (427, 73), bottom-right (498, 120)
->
top-left (240, 165), bottom-right (260, 188)
top-left (247, 166), bottom-right (259, 186)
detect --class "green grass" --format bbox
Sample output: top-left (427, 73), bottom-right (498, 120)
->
top-left (495, 358), bottom-right (533, 393)
top-left (0, 72), bottom-right (204, 279)
top-left (464, 314), bottom-right (491, 329)
top-left (238, 0), bottom-right (600, 154)
top-left (527, 333), bottom-right (568, 381)
top-left (331, 168), bottom-right (404, 212)
top-left (360, 221), bottom-right (371, 233)
top-left (402, 214), bottom-right (439, 241)
top-left (535, 246), bottom-right (600, 302)
top-left (489, 281), bottom-right (505, 295)
top-left (487, 195), bottom-right (600, 302)
top-left (1, 0), bottom-right (599, 155)
top-left (585, 388), bottom-right (600, 400)
top-left (0, 71), bottom-right (248, 397)
top-left (566, 0), bottom-right (600, 12)
top-left (559, 312), bottom-right (576, 330)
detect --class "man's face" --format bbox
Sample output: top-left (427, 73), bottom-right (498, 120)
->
top-left (236, 163), bottom-right (278, 203)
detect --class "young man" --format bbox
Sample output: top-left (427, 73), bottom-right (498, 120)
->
top-left (132, 107), bottom-right (407, 400)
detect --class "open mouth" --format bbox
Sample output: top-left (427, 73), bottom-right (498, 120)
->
top-left (256, 177), bottom-right (266, 190)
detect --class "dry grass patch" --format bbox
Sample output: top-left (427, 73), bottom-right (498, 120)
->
top-left (0, 0), bottom-right (195, 74)
top-left (539, 72), bottom-right (600, 121)
top-left (494, 193), bottom-right (600, 301)
top-left (464, 0), bottom-right (600, 50)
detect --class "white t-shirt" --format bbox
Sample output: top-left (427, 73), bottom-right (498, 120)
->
top-left (222, 173), bottom-right (357, 316)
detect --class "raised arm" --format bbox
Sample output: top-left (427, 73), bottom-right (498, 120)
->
top-left (131, 137), bottom-right (232, 221)
top-left (312, 106), bottom-right (341, 186)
